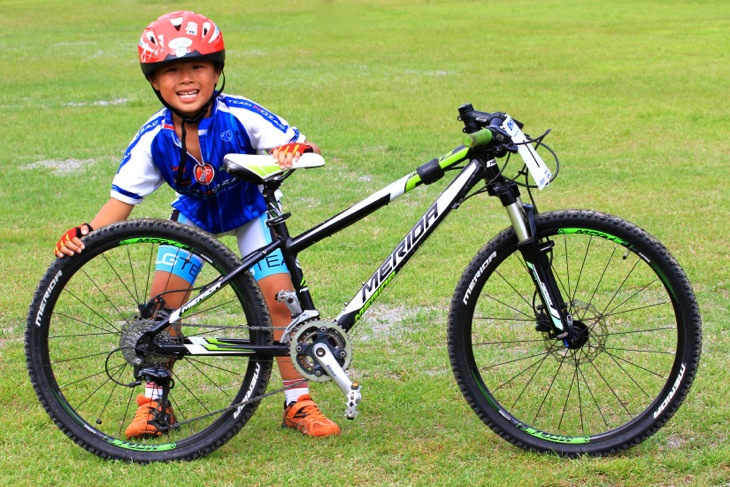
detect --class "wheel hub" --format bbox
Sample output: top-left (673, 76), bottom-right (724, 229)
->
top-left (567, 320), bottom-right (590, 350)
top-left (119, 319), bottom-right (179, 368)
top-left (541, 300), bottom-right (608, 364)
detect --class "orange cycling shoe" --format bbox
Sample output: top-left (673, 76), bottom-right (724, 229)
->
top-left (125, 394), bottom-right (175, 439)
top-left (282, 394), bottom-right (341, 438)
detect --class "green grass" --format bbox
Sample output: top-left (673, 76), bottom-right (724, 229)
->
top-left (2, 0), bottom-right (729, 484)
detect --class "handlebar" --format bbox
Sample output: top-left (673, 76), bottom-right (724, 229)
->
top-left (458, 103), bottom-right (522, 149)
top-left (463, 127), bottom-right (493, 148)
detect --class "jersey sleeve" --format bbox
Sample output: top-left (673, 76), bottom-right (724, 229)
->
top-left (222, 95), bottom-right (304, 153)
top-left (251, 114), bottom-right (304, 153)
top-left (110, 124), bottom-right (166, 205)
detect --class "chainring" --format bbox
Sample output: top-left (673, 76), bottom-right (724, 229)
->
top-left (289, 321), bottom-right (352, 382)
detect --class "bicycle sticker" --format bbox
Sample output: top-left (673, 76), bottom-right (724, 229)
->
top-left (502, 116), bottom-right (552, 189)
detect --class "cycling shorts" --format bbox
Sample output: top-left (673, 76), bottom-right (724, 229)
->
top-left (155, 211), bottom-right (289, 284)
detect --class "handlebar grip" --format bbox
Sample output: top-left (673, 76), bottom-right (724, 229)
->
top-left (463, 127), bottom-right (493, 148)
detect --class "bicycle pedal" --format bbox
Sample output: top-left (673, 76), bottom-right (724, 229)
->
top-left (345, 382), bottom-right (362, 420)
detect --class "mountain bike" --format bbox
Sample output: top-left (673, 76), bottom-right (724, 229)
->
top-left (26, 104), bottom-right (702, 462)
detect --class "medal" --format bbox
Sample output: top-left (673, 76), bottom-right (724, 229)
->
top-left (194, 163), bottom-right (215, 185)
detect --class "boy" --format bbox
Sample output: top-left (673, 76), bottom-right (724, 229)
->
top-left (54, 11), bottom-right (340, 439)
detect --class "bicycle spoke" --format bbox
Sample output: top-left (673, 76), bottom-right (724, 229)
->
top-left (532, 348), bottom-right (568, 423)
top-left (27, 221), bottom-right (276, 460)
top-left (450, 211), bottom-right (699, 455)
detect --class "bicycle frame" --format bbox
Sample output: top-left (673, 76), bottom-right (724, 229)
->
top-left (151, 114), bottom-right (571, 359)
top-left (150, 144), bottom-right (485, 353)
top-left (290, 145), bottom-right (478, 332)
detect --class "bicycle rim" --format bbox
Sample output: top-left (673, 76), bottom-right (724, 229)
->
top-left (448, 210), bottom-right (701, 455)
top-left (26, 220), bottom-right (273, 462)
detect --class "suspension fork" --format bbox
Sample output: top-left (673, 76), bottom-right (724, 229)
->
top-left (491, 178), bottom-right (575, 346)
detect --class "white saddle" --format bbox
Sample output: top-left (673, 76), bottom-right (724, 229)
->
top-left (223, 153), bottom-right (325, 184)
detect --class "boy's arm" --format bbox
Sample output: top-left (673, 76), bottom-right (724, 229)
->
top-left (89, 198), bottom-right (135, 229)
top-left (55, 198), bottom-right (134, 258)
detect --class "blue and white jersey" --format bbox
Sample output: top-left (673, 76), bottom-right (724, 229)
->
top-left (111, 94), bottom-right (302, 234)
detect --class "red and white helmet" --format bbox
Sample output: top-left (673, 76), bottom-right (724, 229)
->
top-left (138, 11), bottom-right (225, 77)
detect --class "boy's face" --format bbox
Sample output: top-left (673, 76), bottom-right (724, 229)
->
top-left (149, 60), bottom-right (221, 119)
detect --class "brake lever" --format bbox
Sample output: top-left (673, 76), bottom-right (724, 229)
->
top-left (487, 124), bottom-right (519, 156)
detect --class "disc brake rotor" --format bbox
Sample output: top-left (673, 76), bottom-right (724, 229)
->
top-left (542, 300), bottom-right (608, 364)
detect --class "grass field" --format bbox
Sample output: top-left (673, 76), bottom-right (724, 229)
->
top-left (2, 0), bottom-right (729, 485)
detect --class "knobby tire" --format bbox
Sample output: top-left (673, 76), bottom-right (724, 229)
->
top-left (448, 210), bottom-right (701, 456)
top-left (26, 219), bottom-right (273, 462)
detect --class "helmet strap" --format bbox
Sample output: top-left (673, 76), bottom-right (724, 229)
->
top-left (148, 71), bottom-right (226, 188)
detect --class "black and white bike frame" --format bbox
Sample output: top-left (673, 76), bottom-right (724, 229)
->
top-left (151, 117), bottom-right (570, 360)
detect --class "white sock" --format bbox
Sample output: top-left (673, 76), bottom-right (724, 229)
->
top-left (144, 382), bottom-right (162, 401)
top-left (283, 379), bottom-right (309, 405)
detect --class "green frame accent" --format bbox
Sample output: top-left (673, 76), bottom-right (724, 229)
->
top-left (405, 146), bottom-right (469, 192)
top-left (203, 338), bottom-right (255, 352)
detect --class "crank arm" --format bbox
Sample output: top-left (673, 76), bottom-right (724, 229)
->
top-left (311, 342), bottom-right (362, 419)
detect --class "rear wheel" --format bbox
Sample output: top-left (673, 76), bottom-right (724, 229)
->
top-left (26, 219), bottom-right (273, 462)
top-left (448, 210), bottom-right (701, 456)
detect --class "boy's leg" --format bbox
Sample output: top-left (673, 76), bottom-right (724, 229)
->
top-left (126, 247), bottom-right (198, 439)
top-left (235, 213), bottom-right (313, 400)
top-left (257, 272), bottom-right (309, 399)
top-left (257, 272), bottom-right (341, 438)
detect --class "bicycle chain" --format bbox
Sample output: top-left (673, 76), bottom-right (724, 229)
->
top-left (181, 323), bottom-right (286, 332)
top-left (130, 323), bottom-right (320, 431)
top-left (166, 378), bottom-right (309, 430)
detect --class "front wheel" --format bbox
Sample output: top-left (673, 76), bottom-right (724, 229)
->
top-left (448, 210), bottom-right (701, 456)
top-left (26, 219), bottom-right (273, 462)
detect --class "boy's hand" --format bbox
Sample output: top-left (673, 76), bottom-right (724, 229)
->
top-left (271, 142), bottom-right (314, 169)
top-left (55, 224), bottom-right (93, 258)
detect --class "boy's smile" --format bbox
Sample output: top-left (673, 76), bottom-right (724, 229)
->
top-left (150, 61), bottom-right (220, 119)
top-left (177, 89), bottom-right (200, 102)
